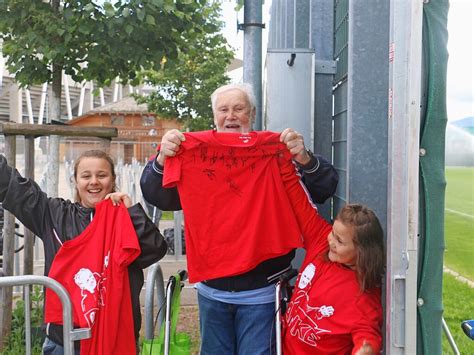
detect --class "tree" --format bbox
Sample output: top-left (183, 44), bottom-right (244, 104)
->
top-left (0, 0), bottom-right (223, 345)
top-left (136, 2), bottom-right (235, 131)
top-left (0, 0), bottom-right (220, 191)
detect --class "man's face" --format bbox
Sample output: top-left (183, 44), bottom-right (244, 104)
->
top-left (213, 89), bottom-right (254, 133)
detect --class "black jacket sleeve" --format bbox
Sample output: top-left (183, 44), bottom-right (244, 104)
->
top-left (140, 152), bottom-right (339, 210)
top-left (128, 203), bottom-right (168, 269)
top-left (299, 154), bottom-right (339, 204)
top-left (140, 155), bottom-right (182, 210)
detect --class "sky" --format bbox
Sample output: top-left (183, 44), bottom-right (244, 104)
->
top-left (219, 0), bottom-right (473, 122)
top-left (446, 0), bottom-right (473, 121)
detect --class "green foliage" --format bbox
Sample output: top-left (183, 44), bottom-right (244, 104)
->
top-left (442, 273), bottom-right (474, 354)
top-left (444, 167), bottom-right (474, 280)
top-left (0, 0), bottom-right (221, 88)
top-left (2, 286), bottom-right (44, 355)
top-left (135, 2), bottom-right (234, 131)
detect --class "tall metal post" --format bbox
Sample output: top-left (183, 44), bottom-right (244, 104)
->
top-left (386, 0), bottom-right (424, 353)
top-left (243, 0), bottom-right (263, 130)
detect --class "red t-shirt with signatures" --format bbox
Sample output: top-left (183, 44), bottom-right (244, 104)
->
top-left (163, 130), bottom-right (304, 283)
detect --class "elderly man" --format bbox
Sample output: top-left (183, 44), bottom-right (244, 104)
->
top-left (140, 83), bottom-right (338, 354)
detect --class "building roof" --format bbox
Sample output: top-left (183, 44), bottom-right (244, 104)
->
top-left (85, 96), bottom-right (151, 115)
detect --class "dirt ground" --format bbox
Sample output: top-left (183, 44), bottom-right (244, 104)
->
top-left (141, 305), bottom-right (200, 354)
top-left (177, 306), bottom-right (201, 354)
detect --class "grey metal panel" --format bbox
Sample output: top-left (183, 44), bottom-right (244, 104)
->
top-left (265, 49), bottom-right (315, 148)
top-left (286, 0), bottom-right (295, 48)
top-left (294, 0), bottom-right (310, 48)
top-left (346, 0), bottom-right (389, 232)
top-left (311, 0), bottom-right (335, 58)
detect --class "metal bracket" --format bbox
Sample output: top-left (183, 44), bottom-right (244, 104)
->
top-left (315, 60), bottom-right (337, 74)
top-left (237, 22), bottom-right (266, 31)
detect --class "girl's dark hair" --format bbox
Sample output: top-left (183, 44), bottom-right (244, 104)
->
top-left (336, 204), bottom-right (386, 292)
top-left (73, 150), bottom-right (116, 202)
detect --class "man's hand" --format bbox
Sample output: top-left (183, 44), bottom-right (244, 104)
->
top-left (280, 128), bottom-right (311, 166)
top-left (156, 129), bottom-right (186, 166)
top-left (105, 192), bottom-right (132, 208)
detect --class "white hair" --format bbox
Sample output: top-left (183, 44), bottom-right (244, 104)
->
top-left (210, 83), bottom-right (257, 115)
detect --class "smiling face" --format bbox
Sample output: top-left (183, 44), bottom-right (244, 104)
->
top-left (327, 220), bottom-right (357, 267)
top-left (74, 157), bottom-right (115, 208)
top-left (213, 88), bottom-right (255, 133)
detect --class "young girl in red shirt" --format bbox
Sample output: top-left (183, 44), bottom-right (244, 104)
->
top-left (279, 158), bottom-right (385, 355)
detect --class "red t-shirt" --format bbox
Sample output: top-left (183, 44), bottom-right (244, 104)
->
top-left (278, 156), bottom-right (383, 354)
top-left (45, 199), bottom-right (140, 355)
top-left (163, 130), bottom-right (304, 282)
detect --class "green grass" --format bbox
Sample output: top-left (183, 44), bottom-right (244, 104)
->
top-left (442, 273), bottom-right (474, 354)
top-left (442, 167), bottom-right (474, 354)
top-left (444, 167), bottom-right (474, 279)
top-left (445, 167), bottom-right (474, 212)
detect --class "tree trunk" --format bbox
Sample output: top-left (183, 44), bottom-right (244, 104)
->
top-left (46, 63), bottom-right (62, 198)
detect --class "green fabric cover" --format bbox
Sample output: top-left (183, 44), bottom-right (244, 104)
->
top-left (417, 0), bottom-right (449, 354)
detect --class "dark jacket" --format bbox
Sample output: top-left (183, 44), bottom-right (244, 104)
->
top-left (139, 153), bottom-right (338, 291)
top-left (0, 154), bottom-right (167, 345)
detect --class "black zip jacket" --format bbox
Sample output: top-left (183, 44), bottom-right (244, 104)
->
top-left (0, 154), bottom-right (167, 346)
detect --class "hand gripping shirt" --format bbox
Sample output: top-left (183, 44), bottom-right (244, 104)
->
top-left (163, 130), bottom-right (304, 282)
top-left (277, 158), bottom-right (383, 354)
top-left (44, 199), bottom-right (141, 355)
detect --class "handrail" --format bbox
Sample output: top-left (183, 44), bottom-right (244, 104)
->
top-left (0, 275), bottom-right (91, 355)
top-left (144, 262), bottom-right (165, 340)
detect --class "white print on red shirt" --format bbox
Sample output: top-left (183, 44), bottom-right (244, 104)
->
top-left (73, 251), bottom-right (110, 328)
top-left (286, 263), bottom-right (334, 347)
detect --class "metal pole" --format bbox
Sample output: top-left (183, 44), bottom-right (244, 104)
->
top-left (164, 280), bottom-right (173, 355)
top-left (442, 317), bottom-right (460, 355)
top-left (275, 281), bottom-right (282, 355)
top-left (174, 211), bottom-right (183, 260)
top-left (25, 284), bottom-right (32, 355)
top-left (243, 0), bottom-right (263, 130)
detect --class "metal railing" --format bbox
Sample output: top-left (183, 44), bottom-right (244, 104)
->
top-left (143, 262), bottom-right (165, 340)
top-left (0, 275), bottom-right (90, 355)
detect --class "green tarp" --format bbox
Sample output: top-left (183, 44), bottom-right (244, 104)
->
top-left (418, 0), bottom-right (449, 354)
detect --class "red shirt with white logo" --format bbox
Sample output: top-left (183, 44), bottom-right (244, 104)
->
top-left (278, 158), bottom-right (383, 354)
top-left (45, 200), bottom-right (140, 355)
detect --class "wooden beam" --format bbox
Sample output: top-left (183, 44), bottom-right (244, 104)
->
top-left (0, 122), bottom-right (117, 139)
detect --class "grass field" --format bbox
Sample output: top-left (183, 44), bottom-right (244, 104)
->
top-left (442, 167), bottom-right (474, 353)
top-left (444, 167), bottom-right (474, 279)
